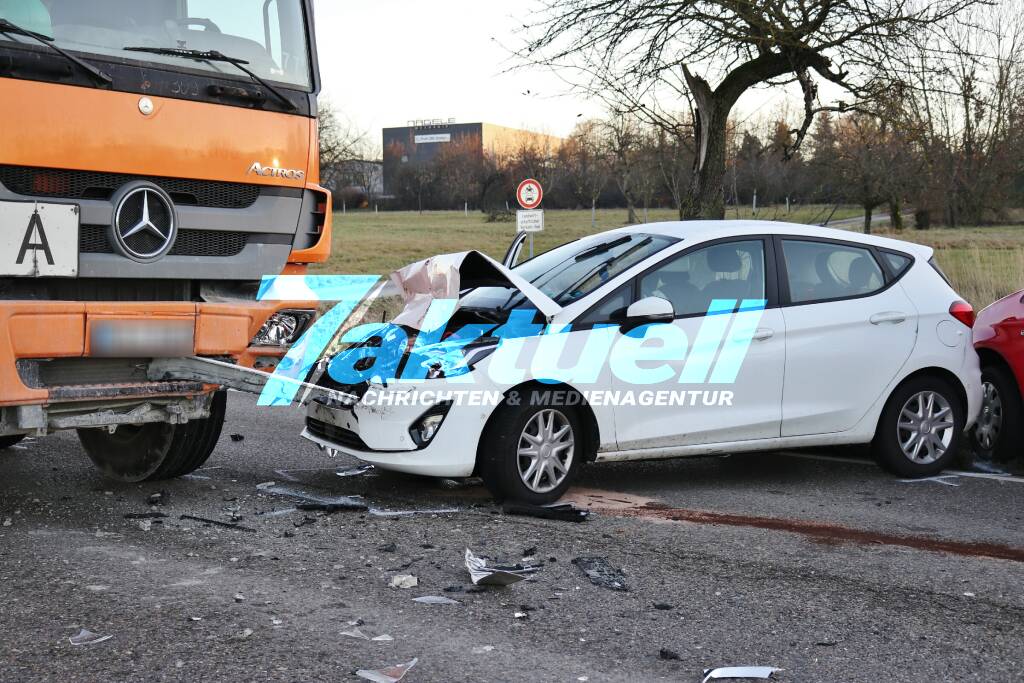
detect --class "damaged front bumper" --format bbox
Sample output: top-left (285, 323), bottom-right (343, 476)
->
top-left (301, 384), bottom-right (487, 478)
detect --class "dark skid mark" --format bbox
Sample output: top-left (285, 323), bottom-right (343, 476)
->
top-left (620, 505), bottom-right (1024, 563)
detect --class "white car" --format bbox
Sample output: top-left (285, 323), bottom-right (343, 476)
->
top-left (303, 221), bottom-right (982, 504)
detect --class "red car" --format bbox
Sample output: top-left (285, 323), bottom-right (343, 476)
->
top-left (972, 290), bottom-right (1024, 460)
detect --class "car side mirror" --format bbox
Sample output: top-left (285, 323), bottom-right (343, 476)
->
top-left (623, 296), bottom-right (675, 329)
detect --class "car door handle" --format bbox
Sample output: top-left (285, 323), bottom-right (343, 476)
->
top-left (870, 312), bottom-right (908, 325)
top-left (752, 328), bottom-right (774, 341)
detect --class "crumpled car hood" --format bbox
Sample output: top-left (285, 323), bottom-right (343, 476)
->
top-left (390, 250), bottom-right (561, 328)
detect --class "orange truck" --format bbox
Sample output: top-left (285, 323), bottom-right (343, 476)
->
top-left (0, 1), bottom-right (331, 480)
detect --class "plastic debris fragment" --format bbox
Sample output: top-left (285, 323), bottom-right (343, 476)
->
top-left (356, 658), bottom-right (418, 683)
top-left (390, 575), bottom-right (418, 589)
top-left (572, 557), bottom-right (628, 591)
top-left (465, 548), bottom-right (540, 586)
top-left (69, 629), bottom-right (112, 646)
top-left (702, 666), bottom-right (782, 682)
top-left (412, 595), bottom-right (459, 605)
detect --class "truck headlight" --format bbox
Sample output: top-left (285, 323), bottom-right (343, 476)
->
top-left (252, 310), bottom-right (315, 347)
top-left (409, 401), bottom-right (453, 447)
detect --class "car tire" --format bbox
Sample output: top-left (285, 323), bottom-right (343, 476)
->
top-left (77, 391), bottom-right (227, 482)
top-left (873, 376), bottom-right (965, 478)
top-left (0, 435), bottom-right (26, 450)
top-left (478, 391), bottom-right (585, 505)
top-left (970, 363), bottom-right (1023, 462)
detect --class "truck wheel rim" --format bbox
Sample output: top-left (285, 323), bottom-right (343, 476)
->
top-left (897, 391), bottom-right (955, 465)
top-left (975, 381), bottom-right (1003, 451)
top-left (517, 409), bottom-right (574, 494)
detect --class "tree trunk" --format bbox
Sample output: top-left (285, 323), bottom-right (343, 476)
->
top-left (863, 205), bottom-right (873, 234)
top-left (626, 200), bottom-right (639, 224)
top-left (681, 83), bottom-right (730, 219)
top-left (889, 199), bottom-right (903, 231)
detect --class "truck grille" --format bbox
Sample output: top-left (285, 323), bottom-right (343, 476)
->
top-left (80, 225), bottom-right (249, 257)
top-left (0, 165), bottom-right (262, 209)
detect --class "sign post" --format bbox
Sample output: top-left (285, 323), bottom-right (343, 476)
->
top-left (515, 179), bottom-right (544, 258)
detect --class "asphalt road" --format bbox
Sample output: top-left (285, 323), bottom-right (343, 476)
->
top-left (2, 392), bottom-right (1023, 682)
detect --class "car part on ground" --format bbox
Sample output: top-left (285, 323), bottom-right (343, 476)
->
top-left (0, 434), bottom-right (25, 450)
top-left (873, 376), bottom-right (965, 477)
top-left (76, 390), bottom-right (226, 482)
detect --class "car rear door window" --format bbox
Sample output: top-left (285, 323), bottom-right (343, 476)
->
top-left (639, 240), bottom-right (766, 317)
top-left (782, 240), bottom-right (885, 304)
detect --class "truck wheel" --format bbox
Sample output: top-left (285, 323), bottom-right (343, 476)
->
top-left (77, 391), bottom-right (227, 482)
top-left (478, 392), bottom-right (584, 505)
top-left (0, 435), bottom-right (26, 450)
top-left (970, 363), bottom-right (1023, 462)
top-left (872, 376), bottom-right (965, 478)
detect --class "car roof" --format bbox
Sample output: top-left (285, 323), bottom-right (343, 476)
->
top-left (608, 220), bottom-right (934, 259)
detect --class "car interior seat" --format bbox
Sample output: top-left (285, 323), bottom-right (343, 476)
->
top-left (702, 246), bottom-right (750, 302)
top-left (847, 255), bottom-right (882, 294)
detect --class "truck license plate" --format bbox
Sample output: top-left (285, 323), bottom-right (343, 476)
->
top-left (0, 200), bottom-right (80, 277)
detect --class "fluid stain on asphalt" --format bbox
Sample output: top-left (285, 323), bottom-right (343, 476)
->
top-left (615, 504), bottom-right (1024, 563)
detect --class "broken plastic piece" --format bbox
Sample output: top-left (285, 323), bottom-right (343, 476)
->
top-left (257, 481), bottom-right (366, 509)
top-left (702, 666), bottom-right (782, 682)
top-left (465, 548), bottom-right (540, 586)
top-left (356, 658), bottom-right (418, 683)
top-left (69, 629), bottom-right (112, 646)
top-left (338, 464), bottom-right (375, 477)
top-left (390, 574), bottom-right (418, 589)
top-left (503, 502), bottom-right (590, 523)
top-left (412, 595), bottom-right (459, 605)
top-left (296, 500), bottom-right (369, 513)
top-left (179, 515), bottom-right (256, 533)
top-left (572, 557), bottom-right (628, 591)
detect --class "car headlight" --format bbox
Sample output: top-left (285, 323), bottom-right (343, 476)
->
top-left (409, 401), bottom-right (453, 447)
top-left (252, 310), bottom-right (315, 347)
top-left (418, 338), bottom-right (500, 380)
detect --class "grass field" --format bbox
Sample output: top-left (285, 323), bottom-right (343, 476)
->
top-left (315, 207), bottom-right (1024, 309)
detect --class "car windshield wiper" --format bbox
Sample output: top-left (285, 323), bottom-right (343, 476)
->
top-left (574, 235), bottom-right (633, 262)
top-left (123, 46), bottom-right (296, 111)
top-left (0, 18), bottom-right (111, 85)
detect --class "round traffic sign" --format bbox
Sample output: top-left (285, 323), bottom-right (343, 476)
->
top-left (516, 179), bottom-right (543, 210)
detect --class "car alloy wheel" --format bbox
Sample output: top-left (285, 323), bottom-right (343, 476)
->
top-left (897, 390), bottom-right (956, 465)
top-left (974, 380), bottom-right (1004, 452)
top-left (517, 409), bottom-right (575, 494)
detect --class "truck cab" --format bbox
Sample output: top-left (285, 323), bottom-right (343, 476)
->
top-left (0, 0), bottom-right (331, 480)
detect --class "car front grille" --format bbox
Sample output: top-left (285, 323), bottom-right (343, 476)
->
top-left (80, 224), bottom-right (249, 257)
top-left (307, 417), bottom-right (370, 451)
top-left (0, 165), bottom-right (262, 209)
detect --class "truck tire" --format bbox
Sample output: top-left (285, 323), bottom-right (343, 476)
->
top-left (478, 391), bottom-right (585, 505)
top-left (77, 391), bottom-right (227, 482)
top-left (872, 376), bottom-right (965, 478)
top-left (0, 435), bottom-right (26, 450)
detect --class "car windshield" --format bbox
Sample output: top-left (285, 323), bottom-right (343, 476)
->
top-left (0, 0), bottom-right (311, 89)
top-left (460, 232), bottom-right (679, 312)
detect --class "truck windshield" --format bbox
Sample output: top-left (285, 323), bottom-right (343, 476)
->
top-left (0, 0), bottom-right (311, 89)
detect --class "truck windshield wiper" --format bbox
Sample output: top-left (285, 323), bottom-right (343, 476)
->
top-left (123, 46), bottom-right (296, 111)
top-left (0, 18), bottom-right (111, 85)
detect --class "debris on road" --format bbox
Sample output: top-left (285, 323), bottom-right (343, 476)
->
top-left (355, 657), bottom-right (418, 683)
top-left (124, 512), bottom-right (168, 520)
top-left (230, 433), bottom-right (245, 442)
top-left (412, 595), bottom-right (459, 605)
top-left (653, 602), bottom-right (674, 611)
top-left (179, 515), bottom-right (256, 533)
top-left (337, 464), bottom-right (375, 478)
top-left (147, 491), bottom-right (167, 506)
top-left (390, 575), bottom-right (418, 589)
top-left (295, 500), bottom-right (368, 514)
top-left (572, 557), bottom-right (628, 591)
top-left (503, 502), bottom-right (589, 523)
top-left (343, 627), bottom-right (395, 641)
top-left (234, 593), bottom-right (245, 603)
top-left (659, 648), bottom-right (681, 661)
top-left (69, 629), bottom-right (113, 646)
top-left (465, 548), bottom-right (540, 586)
top-left (702, 666), bottom-right (782, 682)
top-left (378, 542), bottom-right (398, 553)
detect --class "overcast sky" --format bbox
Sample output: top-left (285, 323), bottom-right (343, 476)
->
top-left (312, 0), bottom-right (796, 144)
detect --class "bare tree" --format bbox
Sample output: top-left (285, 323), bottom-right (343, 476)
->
top-left (317, 100), bottom-right (367, 193)
top-left (561, 120), bottom-right (612, 226)
top-left (520, 0), bottom-right (984, 219)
